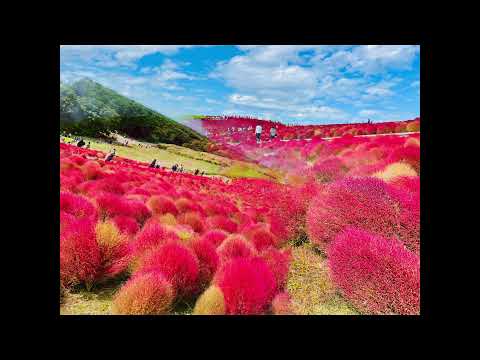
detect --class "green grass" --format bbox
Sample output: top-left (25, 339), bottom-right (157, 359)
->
top-left (286, 244), bottom-right (359, 315)
top-left (84, 138), bottom-right (225, 174)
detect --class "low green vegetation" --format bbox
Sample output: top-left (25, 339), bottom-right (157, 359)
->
top-left (60, 78), bottom-right (209, 151)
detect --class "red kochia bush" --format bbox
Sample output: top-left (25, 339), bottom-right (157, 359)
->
top-left (112, 215), bottom-right (140, 236)
top-left (60, 192), bottom-right (98, 222)
top-left (260, 248), bottom-right (292, 293)
top-left (132, 223), bottom-right (180, 259)
top-left (386, 185), bottom-right (420, 253)
top-left (201, 230), bottom-right (229, 247)
top-left (312, 157), bottom-right (348, 182)
top-left (95, 193), bottom-right (131, 219)
top-left (217, 235), bottom-right (256, 263)
top-left (177, 212), bottom-right (205, 234)
top-left (138, 242), bottom-right (199, 298)
top-left (214, 257), bottom-right (276, 315)
top-left (206, 215), bottom-right (238, 233)
top-left (147, 195), bottom-right (179, 216)
top-left (328, 227), bottom-right (420, 315)
top-left (190, 238), bottom-right (219, 290)
top-left (306, 177), bottom-right (401, 250)
top-left (60, 217), bottom-right (101, 288)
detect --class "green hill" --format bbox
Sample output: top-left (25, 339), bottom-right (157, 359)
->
top-left (60, 78), bottom-right (209, 151)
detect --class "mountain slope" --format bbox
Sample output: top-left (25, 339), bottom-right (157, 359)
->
top-left (60, 78), bottom-right (208, 151)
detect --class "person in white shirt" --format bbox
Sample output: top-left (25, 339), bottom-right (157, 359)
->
top-left (255, 125), bottom-right (262, 142)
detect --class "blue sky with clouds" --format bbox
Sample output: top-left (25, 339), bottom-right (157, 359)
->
top-left (60, 45), bottom-right (420, 125)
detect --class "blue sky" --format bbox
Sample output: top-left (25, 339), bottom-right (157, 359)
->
top-left (60, 45), bottom-right (420, 125)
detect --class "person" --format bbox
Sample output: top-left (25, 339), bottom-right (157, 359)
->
top-left (270, 126), bottom-right (277, 140)
top-left (180, 165), bottom-right (184, 173)
top-left (105, 149), bottom-right (116, 162)
top-left (149, 159), bottom-right (157, 168)
top-left (172, 164), bottom-right (178, 172)
top-left (77, 138), bottom-right (85, 147)
top-left (255, 124), bottom-right (262, 143)
top-left (194, 169), bottom-right (199, 176)
top-left (201, 171), bottom-right (205, 176)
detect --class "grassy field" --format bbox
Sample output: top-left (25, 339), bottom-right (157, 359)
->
top-left (75, 137), bottom-right (283, 181)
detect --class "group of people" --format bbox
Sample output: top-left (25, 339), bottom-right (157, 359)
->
top-left (255, 125), bottom-right (277, 143)
top-left (76, 138), bottom-right (91, 149)
top-left (171, 163), bottom-right (184, 173)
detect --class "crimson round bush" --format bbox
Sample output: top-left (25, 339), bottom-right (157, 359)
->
top-left (60, 192), bottom-right (98, 222)
top-left (132, 223), bottom-right (180, 259)
top-left (217, 235), bottom-right (256, 263)
top-left (200, 229), bottom-right (229, 247)
top-left (328, 227), bottom-right (420, 315)
top-left (306, 177), bottom-right (401, 250)
top-left (138, 242), bottom-right (199, 298)
top-left (60, 217), bottom-right (101, 288)
top-left (214, 257), bottom-right (276, 315)
top-left (190, 237), bottom-right (219, 290)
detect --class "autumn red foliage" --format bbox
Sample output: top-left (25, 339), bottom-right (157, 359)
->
top-left (328, 227), bottom-right (420, 315)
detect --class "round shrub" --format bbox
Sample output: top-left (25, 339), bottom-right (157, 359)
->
top-left (249, 228), bottom-right (278, 252)
top-left (112, 215), bottom-right (140, 236)
top-left (177, 211), bottom-right (205, 234)
top-left (217, 235), bottom-right (256, 263)
top-left (214, 257), bottom-right (276, 315)
top-left (374, 162), bottom-right (417, 181)
top-left (328, 227), bottom-right (420, 315)
top-left (175, 197), bottom-right (203, 214)
top-left (201, 229), bottom-right (229, 247)
top-left (260, 248), bottom-right (292, 293)
top-left (206, 215), bottom-right (238, 233)
top-left (388, 146), bottom-right (420, 173)
top-left (312, 157), bottom-right (348, 183)
top-left (190, 238), bottom-right (219, 290)
top-left (113, 271), bottom-right (175, 315)
top-left (95, 221), bottom-right (131, 280)
top-left (81, 160), bottom-right (103, 180)
top-left (272, 292), bottom-right (294, 315)
top-left (132, 223), bottom-right (180, 260)
top-left (192, 285), bottom-right (226, 315)
top-left (138, 242), bottom-right (199, 298)
top-left (406, 121), bottom-right (420, 132)
top-left (60, 217), bottom-right (101, 289)
top-left (60, 192), bottom-right (98, 222)
top-left (146, 195), bottom-right (179, 216)
top-left (306, 177), bottom-right (401, 250)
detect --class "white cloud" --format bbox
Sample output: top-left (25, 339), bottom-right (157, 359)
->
top-left (347, 45), bottom-right (419, 74)
top-left (61, 45), bottom-right (214, 68)
top-left (358, 109), bottom-right (380, 117)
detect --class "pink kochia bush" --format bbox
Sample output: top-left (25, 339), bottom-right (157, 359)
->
top-left (190, 238), bottom-right (219, 290)
top-left (201, 229), bottom-right (228, 248)
top-left (328, 227), bottom-right (420, 315)
top-left (132, 223), bottom-right (180, 260)
top-left (306, 177), bottom-right (401, 250)
top-left (112, 215), bottom-right (140, 236)
top-left (214, 257), bottom-right (276, 315)
top-left (260, 248), bottom-right (292, 293)
top-left (206, 215), bottom-right (238, 233)
top-left (138, 242), bottom-right (199, 298)
top-left (60, 192), bottom-right (98, 222)
top-left (217, 235), bottom-right (257, 263)
top-left (60, 217), bottom-right (101, 288)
